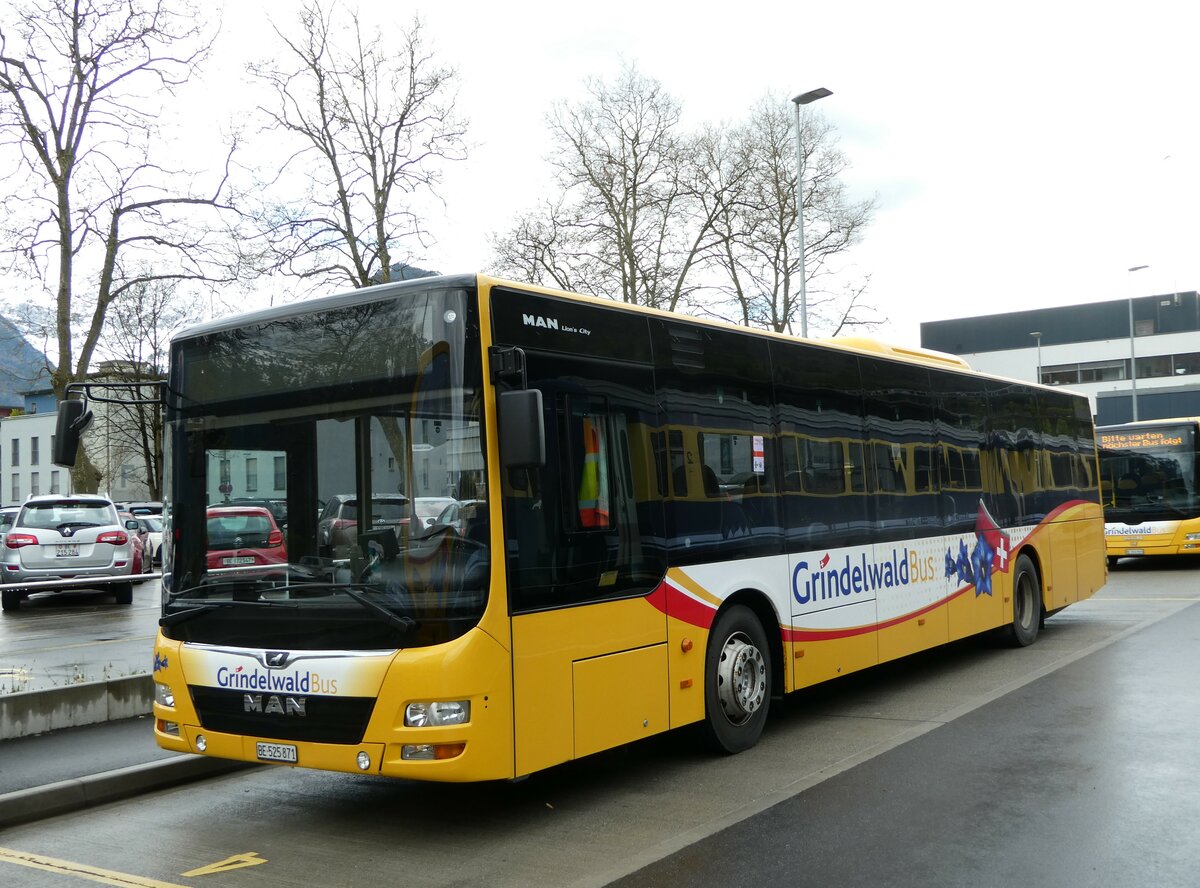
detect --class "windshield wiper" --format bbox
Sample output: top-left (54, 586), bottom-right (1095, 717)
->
top-left (286, 582), bottom-right (418, 632)
top-left (166, 578), bottom-right (278, 606)
top-left (58, 522), bottom-right (100, 531)
top-left (164, 580), bottom-right (418, 632)
top-left (160, 599), bottom-right (300, 628)
top-left (174, 583), bottom-right (415, 633)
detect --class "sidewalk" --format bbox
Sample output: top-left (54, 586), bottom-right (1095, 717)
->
top-left (0, 713), bottom-right (251, 829)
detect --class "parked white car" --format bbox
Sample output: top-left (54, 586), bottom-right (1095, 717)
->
top-left (0, 506), bottom-right (17, 548)
top-left (138, 515), bottom-right (164, 565)
top-left (414, 496), bottom-right (456, 530)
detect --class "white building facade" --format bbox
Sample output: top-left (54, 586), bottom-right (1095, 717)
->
top-left (921, 291), bottom-right (1200, 425)
top-left (1, 397), bottom-right (156, 506)
top-left (1, 411), bottom-right (71, 505)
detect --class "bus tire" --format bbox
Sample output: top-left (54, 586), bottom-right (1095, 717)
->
top-left (114, 583), bottom-right (134, 605)
top-left (1, 588), bottom-right (21, 612)
top-left (703, 604), bottom-right (772, 754)
top-left (1007, 554), bottom-right (1041, 647)
top-left (1107, 556), bottom-right (1119, 569)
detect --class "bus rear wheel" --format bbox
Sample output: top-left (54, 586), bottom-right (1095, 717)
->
top-left (1, 588), bottom-right (21, 612)
top-left (1007, 554), bottom-right (1041, 647)
top-left (703, 604), bottom-right (771, 754)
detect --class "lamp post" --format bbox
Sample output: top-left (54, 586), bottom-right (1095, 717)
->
top-left (1030, 331), bottom-right (1042, 384)
top-left (1128, 265), bottom-right (1149, 421)
top-left (792, 87), bottom-right (832, 338)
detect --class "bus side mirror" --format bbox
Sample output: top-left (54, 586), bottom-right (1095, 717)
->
top-left (498, 389), bottom-right (545, 469)
top-left (53, 399), bottom-right (93, 467)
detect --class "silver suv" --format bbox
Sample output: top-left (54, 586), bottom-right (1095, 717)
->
top-left (1, 495), bottom-right (140, 611)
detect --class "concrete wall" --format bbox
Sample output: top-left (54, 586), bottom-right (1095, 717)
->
top-left (0, 673), bottom-right (152, 740)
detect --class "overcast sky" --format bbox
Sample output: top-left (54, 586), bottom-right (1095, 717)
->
top-left (195, 0), bottom-right (1200, 348)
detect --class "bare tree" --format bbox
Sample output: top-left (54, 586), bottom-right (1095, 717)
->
top-left (246, 1), bottom-right (467, 291)
top-left (493, 66), bottom-right (720, 312)
top-left (493, 76), bottom-right (878, 332)
top-left (0, 0), bottom-right (236, 492)
top-left (96, 279), bottom-right (204, 499)
top-left (702, 95), bottom-right (878, 336)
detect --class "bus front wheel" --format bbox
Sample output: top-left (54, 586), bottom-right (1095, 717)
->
top-left (703, 604), bottom-right (771, 754)
top-left (1007, 554), bottom-right (1042, 647)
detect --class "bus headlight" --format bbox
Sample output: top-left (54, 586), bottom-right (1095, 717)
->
top-left (1186, 533), bottom-right (1200, 541)
top-left (402, 743), bottom-right (466, 761)
top-left (405, 700), bottom-right (470, 727)
top-left (154, 682), bottom-right (175, 708)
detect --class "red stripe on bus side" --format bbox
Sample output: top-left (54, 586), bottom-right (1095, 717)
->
top-left (649, 580), bottom-right (718, 629)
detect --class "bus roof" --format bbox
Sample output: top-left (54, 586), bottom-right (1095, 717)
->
top-left (169, 272), bottom-right (1089, 395)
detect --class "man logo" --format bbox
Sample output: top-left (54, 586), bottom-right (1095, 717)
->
top-left (522, 313), bottom-right (559, 330)
top-left (244, 694), bottom-right (307, 717)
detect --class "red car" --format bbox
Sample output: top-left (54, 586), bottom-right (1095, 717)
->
top-left (205, 506), bottom-right (287, 570)
top-left (118, 509), bottom-right (150, 581)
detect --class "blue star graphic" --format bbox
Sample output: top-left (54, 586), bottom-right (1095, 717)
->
top-left (956, 539), bottom-right (973, 585)
top-left (971, 536), bottom-right (995, 597)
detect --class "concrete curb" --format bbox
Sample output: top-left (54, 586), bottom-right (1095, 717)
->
top-left (0, 674), bottom-right (153, 741)
top-left (0, 755), bottom-right (256, 829)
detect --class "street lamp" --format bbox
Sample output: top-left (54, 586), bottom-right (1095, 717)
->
top-left (792, 87), bottom-right (832, 338)
top-left (1128, 265), bottom-right (1149, 421)
top-left (1030, 332), bottom-right (1042, 384)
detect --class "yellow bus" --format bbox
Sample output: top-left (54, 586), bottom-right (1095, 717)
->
top-left (54, 274), bottom-right (1107, 781)
top-left (1097, 418), bottom-right (1200, 563)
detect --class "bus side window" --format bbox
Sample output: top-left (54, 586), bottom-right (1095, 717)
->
top-left (566, 397), bottom-right (614, 532)
top-left (504, 344), bottom-right (665, 613)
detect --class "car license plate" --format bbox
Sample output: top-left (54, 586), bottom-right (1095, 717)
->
top-left (1126, 548), bottom-right (1144, 555)
top-left (223, 556), bottom-right (256, 565)
top-left (256, 742), bottom-right (298, 763)
top-left (56, 543), bottom-right (80, 557)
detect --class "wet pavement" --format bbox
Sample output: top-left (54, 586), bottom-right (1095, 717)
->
top-left (0, 579), bottom-right (159, 695)
top-left (613, 594), bottom-right (1200, 887)
top-left (0, 558), bottom-right (1198, 888)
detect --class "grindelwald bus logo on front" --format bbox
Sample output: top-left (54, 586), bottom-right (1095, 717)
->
top-left (216, 664), bottom-right (339, 696)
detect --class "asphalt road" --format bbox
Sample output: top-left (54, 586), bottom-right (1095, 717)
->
top-left (0, 558), bottom-right (1196, 887)
top-left (613, 573), bottom-right (1200, 888)
top-left (0, 579), bottom-right (161, 694)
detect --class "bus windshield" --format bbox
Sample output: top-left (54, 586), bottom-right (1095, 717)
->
top-left (161, 281), bottom-right (488, 651)
top-left (1098, 423), bottom-right (1200, 522)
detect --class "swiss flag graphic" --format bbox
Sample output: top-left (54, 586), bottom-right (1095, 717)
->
top-left (975, 500), bottom-right (1012, 573)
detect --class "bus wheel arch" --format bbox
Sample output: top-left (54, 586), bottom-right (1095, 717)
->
top-left (1007, 550), bottom-right (1043, 647)
top-left (702, 593), bottom-right (780, 754)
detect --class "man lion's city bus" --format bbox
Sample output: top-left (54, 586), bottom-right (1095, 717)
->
top-left (54, 274), bottom-right (1107, 782)
top-left (1097, 418), bottom-right (1200, 563)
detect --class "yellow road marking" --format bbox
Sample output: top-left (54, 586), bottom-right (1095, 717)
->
top-left (0, 846), bottom-right (188, 887)
top-left (182, 852), bottom-right (268, 876)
